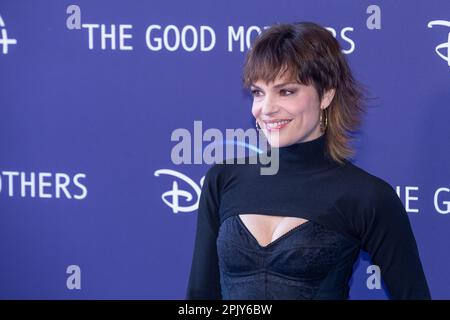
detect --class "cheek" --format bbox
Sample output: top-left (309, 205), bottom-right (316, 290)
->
top-left (288, 94), bottom-right (320, 115)
top-left (251, 102), bottom-right (260, 118)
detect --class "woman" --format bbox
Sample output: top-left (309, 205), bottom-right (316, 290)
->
top-left (186, 22), bottom-right (431, 300)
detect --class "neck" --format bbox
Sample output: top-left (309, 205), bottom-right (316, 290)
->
top-left (268, 134), bottom-right (338, 173)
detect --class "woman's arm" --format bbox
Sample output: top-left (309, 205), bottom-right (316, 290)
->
top-left (360, 182), bottom-right (431, 299)
top-left (185, 165), bottom-right (222, 299)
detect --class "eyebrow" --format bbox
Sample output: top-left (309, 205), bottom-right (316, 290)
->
top-left (250, 82), bottom-right (299, 90)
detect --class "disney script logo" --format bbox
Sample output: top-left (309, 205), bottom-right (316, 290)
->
top-left (154, 169), bottom-right (205, 213)
top-left (427, 20), bottom-right (450, 66)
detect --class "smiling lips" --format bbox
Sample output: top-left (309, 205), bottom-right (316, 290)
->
top-left (263, 119), bottom-right (293, 131)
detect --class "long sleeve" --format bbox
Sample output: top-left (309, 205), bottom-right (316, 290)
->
top-left (185, 165), bottom-right (223, 299)
top-left (359, 182), bottom-right (431, 299)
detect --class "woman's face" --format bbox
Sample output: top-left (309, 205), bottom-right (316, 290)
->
top-left (250, 75), bottom-right (335, 148)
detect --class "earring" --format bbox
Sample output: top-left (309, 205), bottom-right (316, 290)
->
top-left (319, 108), bottom-right (328, 132)
top-left (256, 120), bottom-right (261, 130)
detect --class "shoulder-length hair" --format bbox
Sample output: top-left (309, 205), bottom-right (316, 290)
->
top-left (242, 21), bottom-right (367, 165)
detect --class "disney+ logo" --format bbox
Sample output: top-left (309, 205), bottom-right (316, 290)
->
top-left (0, 14), bottom-right (17, 54)
top-left (154, 169), bottom-right (205, 214)
top-left (428, 20), bottom-right (450, 66)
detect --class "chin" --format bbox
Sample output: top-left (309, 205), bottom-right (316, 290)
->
top-left (265, 135), bottom-right (291, 148)
top-left (262, 128), bottom-right (294, 147)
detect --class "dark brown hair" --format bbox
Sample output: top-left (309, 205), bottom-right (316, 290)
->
top-left (242, 21), bottom-right (367, 165)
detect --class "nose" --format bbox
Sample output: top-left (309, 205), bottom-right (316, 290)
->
top-left (261, 93), bottom-right (279, 116)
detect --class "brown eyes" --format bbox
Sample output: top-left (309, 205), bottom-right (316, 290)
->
top-left (280, 89), bottom-right (296, 96)
top-left (250, 89), bottom-right (296, 97)
top-left (250, 89), bottom-right (262, 97)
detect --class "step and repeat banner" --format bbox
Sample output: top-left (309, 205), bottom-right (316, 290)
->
top-left (0, 1), bottom-right (449, 299)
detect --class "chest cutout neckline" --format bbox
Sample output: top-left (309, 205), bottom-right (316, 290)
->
top-left (237, 214), bottom-right (311, 249)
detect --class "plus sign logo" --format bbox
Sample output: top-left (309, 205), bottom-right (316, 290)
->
top-left (0, 14), bottom-right (18, 54)
top-left (427, 20), bottom-right (450, 67)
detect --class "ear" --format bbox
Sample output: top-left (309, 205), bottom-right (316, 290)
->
top-left (321, 88), bottom-right (336, 110)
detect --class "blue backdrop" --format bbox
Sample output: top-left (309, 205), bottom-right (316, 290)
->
top-left (0, 0), bottom-right (449, 299)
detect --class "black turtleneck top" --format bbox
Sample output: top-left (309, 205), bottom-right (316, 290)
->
top-left (186, 134), bottom-right (431, 300)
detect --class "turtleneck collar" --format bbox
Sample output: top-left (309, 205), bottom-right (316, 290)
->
top-left (266, 134), bottom-right (338, 174)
